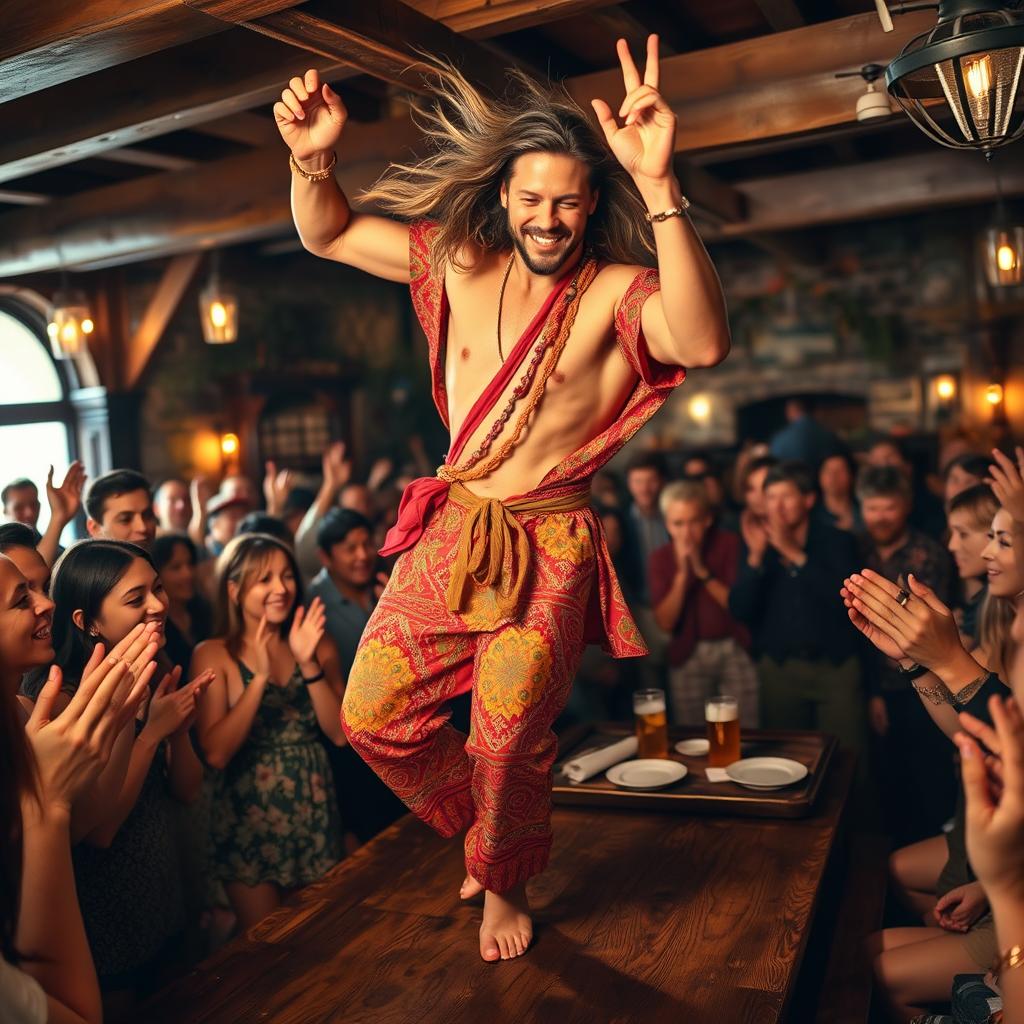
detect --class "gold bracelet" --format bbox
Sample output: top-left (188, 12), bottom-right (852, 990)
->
top-left (645, 198), bottom-right (690, 223)
top-left (289, 151), bottom-right (337, 182)
top-left (994, 943), bottom-right (1024, 980)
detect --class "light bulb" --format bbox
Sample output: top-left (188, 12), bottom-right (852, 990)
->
top-left (986, 383), bottom-right (1004, 406)
top-left (220, 433), bottom-right (240, 456)
top-left (689, 395), bottom-right (712, 422)
top-left (997, 243), bottom-right (1018, 272)
top-left (47, 322), bottom-right (58, 339)
top-left (210, 301), bottom-right (228, 329)
top-left (935, 376), bottom-right (956, 401)
top-left (60, 321), bottom-right (77, 344)
top-left (964, 53), bottom-right (993, 99)
top-left (80, 318), bottom-right (94, 334)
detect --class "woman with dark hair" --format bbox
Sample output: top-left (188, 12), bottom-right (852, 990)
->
top-left (194, 533), bottom-right (344, 931)
top-left (150, 533), bottom-right (213, 673)
top-left (29, 540), bottom-right (212, 1020)
top-left (0, 551), bottom-right (156, 1023)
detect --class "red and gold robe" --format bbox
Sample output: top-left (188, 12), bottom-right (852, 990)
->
top-left (341, 221), bottom-right (686, 892)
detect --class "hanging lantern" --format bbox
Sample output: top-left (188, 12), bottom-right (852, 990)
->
top-left (884, 1), bottom-right (1024, 155)
top-left (982, 222), bottom-right (1024, 285)
top-left (199, 252), bottom-right (238, 344)
top-left (47, 283), bottom-right (94, 360)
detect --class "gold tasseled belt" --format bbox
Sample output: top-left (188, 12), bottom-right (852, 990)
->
top-left (444, 481), bottom-right (591, 618)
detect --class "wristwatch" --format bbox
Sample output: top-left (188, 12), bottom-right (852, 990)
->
top-left (897, 661), bottom-right (929, 680)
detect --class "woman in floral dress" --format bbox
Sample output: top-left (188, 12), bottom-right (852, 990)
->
top-left (194, 533), bottom-right (345, 931)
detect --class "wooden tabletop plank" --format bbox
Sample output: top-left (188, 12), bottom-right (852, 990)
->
top-left (147, 752), bottom-right (853, 1023)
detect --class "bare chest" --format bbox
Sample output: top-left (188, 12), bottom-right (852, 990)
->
top-left (442, 268), bottom-right (629, 443)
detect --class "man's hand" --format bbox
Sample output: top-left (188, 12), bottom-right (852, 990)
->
top-left (590, 36), bottom-right (676, 188)
top-left (672, 536), bottom-right (693, 572)
top-left (740, 510), bottom-right (768, 566)
top-left (46, 460), bottom-right (86, 526)
top-left (988, 446), bottom-right (1024, 526)
top-left (263, 460), bottom-right (295, 516)
top-left (274, 68), bottom-right (347, 164)
top-left (322, 441), bottom-right (353, 495)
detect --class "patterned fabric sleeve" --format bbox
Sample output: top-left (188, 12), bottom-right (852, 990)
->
top-left (614, 268), bottom-right (687, 391)
top-left (408, 219), bottom-right (450, 428)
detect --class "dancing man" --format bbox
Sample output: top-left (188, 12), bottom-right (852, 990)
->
top-left (274, 35), bottom-right (729, 962)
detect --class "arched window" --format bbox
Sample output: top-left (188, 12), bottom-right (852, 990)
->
top-left (0, 303), bottom-right (76, 535)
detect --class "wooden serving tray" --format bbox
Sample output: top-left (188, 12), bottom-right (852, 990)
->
top-left (553, 723), bottom-right (837, 819)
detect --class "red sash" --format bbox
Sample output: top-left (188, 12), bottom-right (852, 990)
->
top-left (380, 261), bottom-right (578, 557)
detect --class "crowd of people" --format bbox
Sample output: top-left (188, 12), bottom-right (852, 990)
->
top-left (2, 413), bottom-right (1024, 1022)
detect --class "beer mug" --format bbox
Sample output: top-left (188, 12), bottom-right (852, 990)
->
top-left (706, 695), bottom-right (740, 767)
top-left (633, 689), bottom-right (669, 759)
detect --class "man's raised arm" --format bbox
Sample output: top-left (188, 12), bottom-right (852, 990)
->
top-left (275, 69), bottom-right (410, 283)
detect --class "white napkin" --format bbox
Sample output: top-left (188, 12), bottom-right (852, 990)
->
top-left (705, 767), bottom-right (730, 783)
top-left (562, 736), bottom-right (638, 783)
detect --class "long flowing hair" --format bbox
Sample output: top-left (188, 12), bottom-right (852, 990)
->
top-left (362, 62), bottom-right (655, 271)
top-left (214, 534), bottom-right (302, 658)
top-left (980, 589), bottom-right (1016, 678)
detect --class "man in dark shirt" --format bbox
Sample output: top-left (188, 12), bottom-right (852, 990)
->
top-left (857, 465), bottom-right (957, 844)
top-left (649, 481), bottom-right (756, 727)
top-left (729, 460), bottom-right (866, 754)
top-left (310, 508), bottom-right (407, 846)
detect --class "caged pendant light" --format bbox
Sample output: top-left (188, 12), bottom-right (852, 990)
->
top-left (884, 1), bottom-right (1024, 156)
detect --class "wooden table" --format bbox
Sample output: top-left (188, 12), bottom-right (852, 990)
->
top-left (148, 750), bottom-right (855, 1024)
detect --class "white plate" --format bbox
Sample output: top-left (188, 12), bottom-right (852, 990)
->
top-left (674, 738), bottom-right (710, 756)
top-left (725, 757), bottom-right (808, 790)
top-left (606, 759), bottom-right (688, 791)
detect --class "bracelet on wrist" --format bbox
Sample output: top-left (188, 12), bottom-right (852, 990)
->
top-left (289, 151), bottom-right (337, 182)
top-left (897, 662), bottom-right (929, 680)
top-left (644, 198), bottom-right (690, 223)
top-left (951, 670), bottom-right (992, 708)
top-left (301, 668), bottom-right (326, 686)
top-left (994, 943), bottom-right (1024, 980)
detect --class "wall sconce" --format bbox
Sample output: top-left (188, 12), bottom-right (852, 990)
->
top-left (688, 394), bottom-right (712, 424)
top-left (934, 374), bottom-right (957, 402)
top-left (47, 280), bottom-right (94, 360)
top-left (985, 383), bottom-right (1004, 406)
top-left (199, 252), bottom-right (238, 344)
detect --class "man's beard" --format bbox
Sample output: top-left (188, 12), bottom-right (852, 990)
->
top-left (510, 225), bottom-right (581, 276)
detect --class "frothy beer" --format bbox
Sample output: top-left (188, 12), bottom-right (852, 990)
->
top-left (706, 697), bottom-right (740, 767)
top-left (633, 690), bottom-right (669, 759)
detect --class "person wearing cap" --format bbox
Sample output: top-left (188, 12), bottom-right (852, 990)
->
top-left (204, 493), bottom-right (250, 558)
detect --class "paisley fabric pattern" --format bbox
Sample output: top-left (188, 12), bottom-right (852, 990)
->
top-left (343, 499), bottom-right (593, 893)
top-left (343, 221), bottom-right (686, 891)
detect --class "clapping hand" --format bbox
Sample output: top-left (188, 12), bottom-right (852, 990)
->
top-left (956, 695), bottom-right (1024, 903)
top-left (591, 36), bottom-right (675, 187)
top-left (263, 460), bottom-right (295, 517)
top-left (46, 460), bottom-right (86, 526)
top-left (25, 642), bottom-right (157, 813)
top-left (988, 446), bottom-right (1024, 526)
top-left (289, 596), bottom-right (326, 667)
top-left (322, 441), bottom-right (353, 496)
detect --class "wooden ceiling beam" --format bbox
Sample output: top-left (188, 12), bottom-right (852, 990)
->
top-left (124, 252), bottom-right (203, 389)
top-left (566, 10), bottom-right (933, 154)
top-left (0, 190), bottom-right (50, 207)
top-left (0, 116), bottom-right (421, 276)
top-left (0, 31), bottom-right (352, 185)
top-left (0, 0), bottom-right (304, 103)
top-left (709, 152), bottom-right (1024, 239)
top-left (238, 0), bottom-right (517, 95)
top-left (401, 0), bottom-right (623, 38)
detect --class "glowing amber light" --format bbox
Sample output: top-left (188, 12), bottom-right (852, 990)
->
top-left (964, 53), bottom-right (993, 99)
top-left (220, 433), bottom-right (240, 457)
top-left (997, 244), bottom-right (1018, 272)
top-left (210, 301), bottom-right (228, 329)
top-left (985, 384), bottom-right (1004, 406)
top-left (689, 394), bottom-right (712, 422)
top-left (934, 376), bottom-right (956, 401)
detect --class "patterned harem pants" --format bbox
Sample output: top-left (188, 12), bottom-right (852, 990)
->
top-left (340, 496), bottom-right (595, 893)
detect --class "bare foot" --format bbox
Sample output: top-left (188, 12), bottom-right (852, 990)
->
top-left (460, 875), bottom-right (484, 901)
top-left (479, 883), bottom-right (532, 962)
